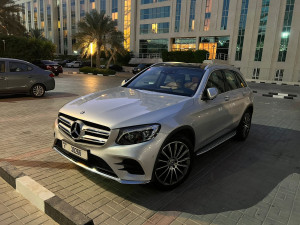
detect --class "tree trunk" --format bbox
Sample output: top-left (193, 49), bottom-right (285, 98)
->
top-left (106, 49), bottom-right (116, 69)
top-left (96, 44), bottom-right (101, 68)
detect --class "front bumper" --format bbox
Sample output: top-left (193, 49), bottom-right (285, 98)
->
top-left (53, 119), bottom-right (167, 184)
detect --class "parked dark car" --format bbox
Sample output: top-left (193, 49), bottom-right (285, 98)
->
top-left (33, 60), bottom-right (63, 76)
top-left (132, 64), bottom-right (151, 74)
top-left (0, 58), bottom-right (55, 97)
top-left (109, 64), bottom-right (123, 72)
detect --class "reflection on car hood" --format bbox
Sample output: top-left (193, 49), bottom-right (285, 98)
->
top-left (60, 87), bottom-right (192, 129)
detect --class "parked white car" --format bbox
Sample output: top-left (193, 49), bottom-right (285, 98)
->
top-left (66, 61), bottom-right (81, 68)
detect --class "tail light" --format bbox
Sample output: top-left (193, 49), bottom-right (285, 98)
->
top-left (49, 73), bottom-right (55, 77)
top-left (46, 65), bottom-right (52, 70)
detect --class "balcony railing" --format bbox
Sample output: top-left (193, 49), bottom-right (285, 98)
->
top-left (206, 53), bottom-right (228, 61)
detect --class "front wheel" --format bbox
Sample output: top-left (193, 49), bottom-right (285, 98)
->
top-left (153, 136), bottom-right (193, 190)
top-left (30, 84), bottom-right (45, 97)
top-left (236, 110), bottom-right (252, 141)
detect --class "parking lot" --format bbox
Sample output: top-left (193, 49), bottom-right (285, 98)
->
top-left (0, 73), bottom-right (300, 225)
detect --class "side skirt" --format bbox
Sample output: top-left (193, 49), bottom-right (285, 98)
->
top-left (195, 130), bottom-right (236, 156)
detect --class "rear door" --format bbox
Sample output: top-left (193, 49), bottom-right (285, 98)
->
top-left (6, 61), bottom-right (34, 93)
top-left (0, 60), bottom-right (6, 92)
top-left (222, 70), bottom-right (246, 128)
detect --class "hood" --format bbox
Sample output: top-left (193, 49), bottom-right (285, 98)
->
top-left (59, 87), bottom-right (193, 129)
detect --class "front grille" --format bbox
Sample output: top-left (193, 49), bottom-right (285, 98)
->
top-left (58, 113), bottom-right (111, 146)
top-left (54, 139), bottom-right (117, 178)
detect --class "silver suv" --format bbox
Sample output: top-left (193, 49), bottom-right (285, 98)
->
top-left (53, 63), bottom-right (253, 189)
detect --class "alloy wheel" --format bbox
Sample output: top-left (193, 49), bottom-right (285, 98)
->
top-left (32, 85), bottom-right (45, 97)
top-left (155, 141), bottom-right (191, 186)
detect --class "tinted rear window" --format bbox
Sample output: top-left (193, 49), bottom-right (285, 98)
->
top-left (9, 62), bottom-right (33, 72)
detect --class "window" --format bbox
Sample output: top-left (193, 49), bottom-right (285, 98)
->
top-left (204, 0), bottom-right (212, 31)
top-left (174, 0), bottom-right (181, 32)
top-left (221, 0), bottom-right (230, 30)
top-left (233, 71), bottom-right (247, 87)
top-left (9, 62), bottom-right (32, 72)
top-left (188, 0), bottom-right (196, 31)
top-left (141, 0), bottom-right (168, 4)
top-left (224, 70), bottom-right (240, 90)
top-left (275, 69), bottom-right (284, 81)
top-left (206, 70), bottom-right (225, 94)
top-left (235, 0), bottom-right (249, 61)
top-left (278, 0), bottom-right (295, 62)
top-left (140, 22), bottom-right (169, 34)
top-left (0, 61), bottom-right (5, 73)
top-left (254, 0), bottom-right (270, 61)
top-left (252, 68), bottom-right (260, 79)
top-left (140, 6), bottom-right (170, 20)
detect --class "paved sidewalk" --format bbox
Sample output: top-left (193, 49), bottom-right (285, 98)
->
top-left (0, 74), bottom-right (300, 225)
top-left (0, 177), bottom-right (57, 225)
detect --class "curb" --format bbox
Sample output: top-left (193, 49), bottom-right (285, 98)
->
top-left (247, 80), bottom-right (300, 86)
top-left (0, 161), bottom-right (94, 225)
top-left (262, 94), bottom-right (294, 100)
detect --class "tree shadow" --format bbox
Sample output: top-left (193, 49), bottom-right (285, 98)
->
top-left (79, 124), bottom-right (300, 215)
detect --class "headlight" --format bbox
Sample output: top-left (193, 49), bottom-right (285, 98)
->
top-left (116, 124), bottom-right (160, 145)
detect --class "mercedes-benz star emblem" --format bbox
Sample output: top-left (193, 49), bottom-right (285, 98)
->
top-left (70, 121), bottom-right (83, 140)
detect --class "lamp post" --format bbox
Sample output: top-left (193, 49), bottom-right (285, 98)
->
top-left (90, 43), bottom-right (93, 67)
top-left (2, 40), bottom-right (5, 52)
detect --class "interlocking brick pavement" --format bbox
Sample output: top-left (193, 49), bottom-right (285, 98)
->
top-left (0, 177), bottom-right (57, 225)
top-left (0, 73), bottom-right (300, 224)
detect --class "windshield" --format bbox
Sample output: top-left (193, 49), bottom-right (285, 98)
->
top-left (126, 66), bottom-right (205, 97)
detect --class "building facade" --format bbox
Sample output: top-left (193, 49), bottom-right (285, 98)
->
top-left (15, 0), bottom-right (300, 82)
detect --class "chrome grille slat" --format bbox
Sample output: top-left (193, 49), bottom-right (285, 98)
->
top-left (57, 113), bottom-right (110, 146)
top-left (58, 124), bottom-right (71, 135)
top-left (81, 135), bottom-right (107, 144)
top-left (82, 126), bottom-right (110, 137)
top-left (58, 116), bottom-right (73, 126)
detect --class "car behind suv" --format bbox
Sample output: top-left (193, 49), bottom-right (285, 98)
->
top-left (53, 62), bottom-right (253, 189)
top-left (0, 58), bottom-right (55, 97)
top-left (33, 60), bottom-right (63, 76)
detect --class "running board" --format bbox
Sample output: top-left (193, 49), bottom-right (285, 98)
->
top-left (196, 131), bottom-right (236, 156)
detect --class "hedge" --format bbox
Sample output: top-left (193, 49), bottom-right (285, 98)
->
top-left (162, 50), bottom-right (208, 63)
top-left (79, 67), bottom-right (116, 75)
top-left (0, 35), bottom-right (56, 62)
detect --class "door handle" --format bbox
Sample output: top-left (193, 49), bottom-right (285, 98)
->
top-left (224, 96), bottom-right (230, 101)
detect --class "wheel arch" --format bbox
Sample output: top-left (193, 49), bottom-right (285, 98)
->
top-left (163, 125), bottom-right (196, 150)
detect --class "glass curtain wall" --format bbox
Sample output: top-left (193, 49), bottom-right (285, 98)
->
top-left (220, 0), bottom-right (230, 30)
top-left (174, 0), bottom-right (181, 32)
top-left (188, 0), bottom-right (196, 31)
top-left (204, 0), bottom-right (212, 31)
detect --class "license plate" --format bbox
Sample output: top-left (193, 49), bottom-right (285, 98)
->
top-left (62, 141), bottom-right (88, 160)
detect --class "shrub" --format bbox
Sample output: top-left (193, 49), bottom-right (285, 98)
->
top-left (0, 35), bottom-right (56, 62)
top-left (79, 67), bottom-right (116, 75)
top-left (162, 50), bottom-right (208, 63)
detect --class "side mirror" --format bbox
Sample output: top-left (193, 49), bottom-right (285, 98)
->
top-left (121, 79), bottom-right (129, 86)
top-left (206, 87), bottom-right (218, 100)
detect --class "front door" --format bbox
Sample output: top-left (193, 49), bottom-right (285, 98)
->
top-left (193, 70), bottom-right (233, 149)
top-left (6, 61), bottom-right (33, 93)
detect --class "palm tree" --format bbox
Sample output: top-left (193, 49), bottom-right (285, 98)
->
top-left (0, 0), bottom-right (26, 35)
top-left (106, 31), bottom-right (126, 69)
top-left (74, 10), bottom-right (117, 68)
top-left (29, 28), bottom-right (46, 40)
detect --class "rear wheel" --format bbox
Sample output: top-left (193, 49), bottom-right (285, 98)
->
top-left (153, 136), bottom-right (193, 190)
top-left (236, 110), bottom-right (252, 141)
top-left (30, 84), bottom-right (45, 97)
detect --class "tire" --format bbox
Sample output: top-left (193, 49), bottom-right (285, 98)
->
top-left (236, 110), bottom-right (252, 141)
top-left (152, 136), bottom-right (193, 190)
top-left (30, 84), bottom-right (45, 97)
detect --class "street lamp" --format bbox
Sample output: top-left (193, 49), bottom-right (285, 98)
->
top-left (2, 40), bottom-right (5, 52)
top-left (90, 43), bottom-right (93, 67)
